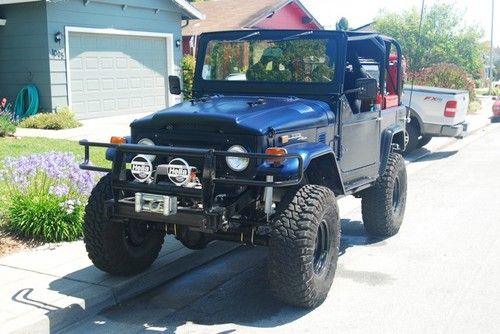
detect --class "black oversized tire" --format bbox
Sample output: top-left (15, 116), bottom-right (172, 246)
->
top-left (403, 121), bottom-right (419, 155)
top-left (83, 174), bottom-right (166, 276)
top-left (418, 135), bottom-right (432, 148)
top-left (268, 185), bottom-right (340, 308)
top-left (361, 153), bottom-right (407, 237)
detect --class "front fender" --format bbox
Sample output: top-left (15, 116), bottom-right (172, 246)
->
top-left (257, 142), bottom-right (334, 178)
top-left (380, 124), bottom-right (405, 174)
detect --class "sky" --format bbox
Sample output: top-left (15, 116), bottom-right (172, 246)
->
top-left (301, 0), bottom-right (500, 47)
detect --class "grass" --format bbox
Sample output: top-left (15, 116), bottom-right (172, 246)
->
top-left (0, 137), bottom-right (109, 165)
top-left (0, 137), bottom-right (110, 221)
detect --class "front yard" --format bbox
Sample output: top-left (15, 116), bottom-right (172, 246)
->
top-left (0, 136), bottom-right (109, 256)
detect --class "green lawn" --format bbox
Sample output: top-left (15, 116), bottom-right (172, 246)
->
top-left (0, 137), bottom-right (109, 166)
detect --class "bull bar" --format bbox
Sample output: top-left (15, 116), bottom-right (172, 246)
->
top-left (79, 140), bottom-right (304, 230)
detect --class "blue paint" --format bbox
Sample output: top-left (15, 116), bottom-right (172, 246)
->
top-left (257, 142), bottom-right (335, 178)
top-left (132, 96), bottom-right (334, 135)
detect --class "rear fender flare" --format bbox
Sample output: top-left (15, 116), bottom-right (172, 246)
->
top-left (380, 124), bottom-right (405, 174)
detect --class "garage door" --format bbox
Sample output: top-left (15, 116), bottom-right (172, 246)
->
top-left (68, 32), bottom-right (168, 119)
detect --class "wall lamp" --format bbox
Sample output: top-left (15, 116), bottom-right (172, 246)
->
top-left (55, 31), bottom-right (62, 44)
top-left (176, 39), bottom-right (181, 48)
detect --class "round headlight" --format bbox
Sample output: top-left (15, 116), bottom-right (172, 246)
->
top-left (138, 138), bottom-right (156, 161)
top-left (226, 145), bottom-right (249, 172)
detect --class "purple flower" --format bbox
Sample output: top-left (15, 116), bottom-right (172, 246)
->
top-left (49, 184), bottom-right (69, 197)
top-left (1, 152), bottom-right (99, 202)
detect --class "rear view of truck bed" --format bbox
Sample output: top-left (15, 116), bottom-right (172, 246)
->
top-left (402, 85), bottom-right (469, 153)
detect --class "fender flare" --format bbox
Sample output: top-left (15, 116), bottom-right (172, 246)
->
top-left (380, 124), bottom-right (405, 174)
top-left (257, 142), bottom-right (345, 195)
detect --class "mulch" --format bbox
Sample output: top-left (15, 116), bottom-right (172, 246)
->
top-left (0, 228), bottom-right (40, 257)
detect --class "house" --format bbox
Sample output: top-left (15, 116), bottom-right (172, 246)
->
top-left (182, 0), bottom-right (322, 55)
top-left (0, 0), bottom-right (203, 120)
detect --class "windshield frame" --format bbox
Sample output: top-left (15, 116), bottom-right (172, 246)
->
top-left (193, 30), bottom-right (345, 99)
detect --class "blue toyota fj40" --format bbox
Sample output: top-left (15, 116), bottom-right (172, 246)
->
top-left (81, 29), bottom-right (407, 308)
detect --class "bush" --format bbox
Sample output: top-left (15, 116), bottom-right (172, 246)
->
top-left (0, 152), bottom-right (99, 242)
top-left (413, 63), bottom-right (476, 101)
top-left (468, 100), bottom-right (481, 114)
top-left (19, 107), bottom-right (81, 130)
top-left (0, 115), bottom-right (16, 137)
top-left (181, 55), bottom-right (196, 100)
top-left (490, 87), bottom-right (500, 96)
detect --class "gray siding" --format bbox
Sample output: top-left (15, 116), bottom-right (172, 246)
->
top-left (46, 0), bottom-right (184, 111)
top-left (0, 2), bottom-right (51, 111)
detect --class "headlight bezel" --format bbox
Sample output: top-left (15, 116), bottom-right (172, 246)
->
top-left (137, 137), bottom-right (156, 161)
top-left (226, 145), bottom-right (250, 172)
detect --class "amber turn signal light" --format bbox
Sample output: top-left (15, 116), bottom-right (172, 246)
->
top-left (265, 147), bottom-right (287, 166)
top-left (110, 136), bottom-right (127, 144)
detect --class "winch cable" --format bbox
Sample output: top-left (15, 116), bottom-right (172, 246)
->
top-left (14, 84), bottom-right (39, 120)
top-left (407, 0), bottom-right (426, 120)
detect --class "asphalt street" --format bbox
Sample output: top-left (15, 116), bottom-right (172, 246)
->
top-left (64, 122), bottom-right (500, 334)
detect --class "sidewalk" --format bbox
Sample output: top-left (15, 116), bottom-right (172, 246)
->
top-left (0, 238), bottom-right (238, 333)
top-left (14, 112), bottom-right (151, 142)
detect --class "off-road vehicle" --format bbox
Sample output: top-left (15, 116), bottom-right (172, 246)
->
top-left (81, 29), bottom-right (407, 308)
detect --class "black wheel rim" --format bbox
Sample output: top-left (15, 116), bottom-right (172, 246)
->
top-left (392, 176), bottom-right (401, 213)
top-left (313, 219), bottom-right (330, 275)
top-left (125, 222), bottom-right (148, 247)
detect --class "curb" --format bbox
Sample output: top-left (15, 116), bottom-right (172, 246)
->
top-left (3, 241), bottom-right (240, 334)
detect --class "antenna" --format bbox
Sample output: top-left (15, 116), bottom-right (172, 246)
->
top-left (407, 0), bottom-right (426, 120)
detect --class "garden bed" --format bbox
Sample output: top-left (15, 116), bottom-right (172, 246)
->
top-left (0, 136), bottom-right (108, 256)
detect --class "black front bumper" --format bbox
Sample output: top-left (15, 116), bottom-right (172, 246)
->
top-left (80, 140), bottom-right (303, 230)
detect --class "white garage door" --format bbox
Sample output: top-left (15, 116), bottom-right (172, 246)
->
top-left (68, 31), bottom-right (169, 119)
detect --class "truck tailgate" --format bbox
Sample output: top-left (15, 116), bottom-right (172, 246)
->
top-left (403, 85), bottom-right (469, 126)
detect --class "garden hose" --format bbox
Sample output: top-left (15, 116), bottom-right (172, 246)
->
top-left (14, 84), bottom-right (39, 120)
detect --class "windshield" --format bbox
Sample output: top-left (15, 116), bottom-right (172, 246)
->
top-left (201, 38), bottom-right (336, 83)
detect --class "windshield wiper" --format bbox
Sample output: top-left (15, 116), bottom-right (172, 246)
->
top-left (281, 30), bottom-right (313, 41)
top-left (235, 31), bottom-right (260, 41)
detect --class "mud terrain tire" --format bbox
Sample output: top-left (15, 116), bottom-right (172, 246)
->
top-left (361, 153), bottom-right (407, 237)
top-left (84, 174), bottom-right (166, 275)
top-left (268, 185), bottom-right (340, 308)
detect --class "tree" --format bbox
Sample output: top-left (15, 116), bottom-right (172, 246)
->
top-left (373, 3), bottom-right (485, 78)
top-left (335, 17), bottom-right (349, 31)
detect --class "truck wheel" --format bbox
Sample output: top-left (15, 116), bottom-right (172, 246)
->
top-left (361, 153), bottom-right (407, 237)
top-left (403, 122), bottom-right (419, 155)
top-left (268, 185), bottom-right (340, 308)
top-left (84, 174), bottom-right (166, 276)
top-left (418, 135), bottom-right (432, 148)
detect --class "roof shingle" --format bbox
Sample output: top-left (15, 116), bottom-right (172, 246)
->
top-left (183, 0), bottom-right (290, 35)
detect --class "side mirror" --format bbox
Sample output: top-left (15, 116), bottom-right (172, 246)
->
top-left (168, 75), bottom-right (182, 95)
top-left (355, 78), bottom-right (377, 100)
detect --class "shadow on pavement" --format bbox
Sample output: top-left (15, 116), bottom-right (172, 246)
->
top-left (412, 150), bottom-right (458, 163)
top-left (64, 219), bottom-right (387, 333)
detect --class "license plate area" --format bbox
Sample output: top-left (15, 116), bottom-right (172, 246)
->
top-left (134, 193), bottom-right (177, 216)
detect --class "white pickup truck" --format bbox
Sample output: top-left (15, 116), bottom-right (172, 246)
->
top-left (402, 85), bottom-right (469, 153)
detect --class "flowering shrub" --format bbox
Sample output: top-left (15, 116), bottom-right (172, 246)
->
top-left (413, 63), bottom-right (476, 101)
top-left (0, 152), bottom-right (98, 242)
